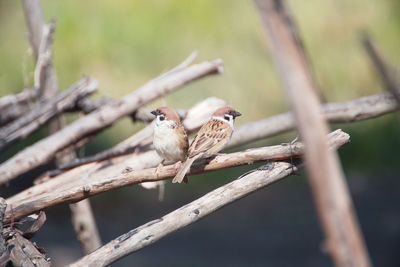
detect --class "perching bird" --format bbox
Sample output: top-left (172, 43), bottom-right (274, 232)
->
top-left (151, 107), bottom-right (189, 175)
top-left (172, 106), bottom-right (241, 183)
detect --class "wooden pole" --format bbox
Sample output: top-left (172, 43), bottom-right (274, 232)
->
top-left (253, 1), bottom-right (371, 266)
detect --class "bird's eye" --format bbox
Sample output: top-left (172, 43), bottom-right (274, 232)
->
top-left (224, 115), bottom-right (230, 121)
top-left (159, 115), bottom-right (165, 121)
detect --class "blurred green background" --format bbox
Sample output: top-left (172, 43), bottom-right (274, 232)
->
top-left (1, 0), bottom-right (399, 166)
top-left (0, 0), bottom-right (399, 266)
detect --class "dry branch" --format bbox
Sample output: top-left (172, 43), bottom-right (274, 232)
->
top-left (254, 1), bottom-right (371, 266)
top-left (0, 56), bottom-right (223, 185)
top-left (0, 76), bottom-right (98, 151)
top-left (0, 88), bottom-right (39, 126)
top-left (7, 89), bottom-right (398, 206)
top-left (67, 96), bottom-right (113, 115)
top-left (68, 161), bottom-right (297, 266)
top-left (229, 89), bottom-right (400, 148)
top-left (4, 129), bottom-right (349, 224)
top-left (22, 0), bottom-right (44, 62)
top-left (70, 200), bottom-right (102, 254)
top-left (22, 0), bottom-right (102, 254)
top-left (0, 88), bottom-right (39, 111)
top-left (22, 0), bottom-right (59, 107)
top-left (362, 33), bottom-right (400, 103)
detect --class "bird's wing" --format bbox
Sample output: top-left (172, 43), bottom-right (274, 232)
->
top-left (188, 119), bottom-right (232, 158)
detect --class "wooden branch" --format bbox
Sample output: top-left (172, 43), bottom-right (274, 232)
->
top-left (69, 200), bottom-right (102, 254)
top-left (0, 76), bottom-right (98, 152)
top-left (362, 33), bottom-right (400, 103)
top-left (0, 87), bottom-right (39, 112)
top-left (229, 89), bottom-right (400, 148)
top-left (254, 1), bottom-right (371, 266)
top-left (8, 232), bottom-right (50, 267)
top-left (0, 55), bottom-right (223, 185)
top-left (67, 96), bottom-right (113, 114)
top-left (7, 87), bottom-right (399, 205)
top-left (0, 87), bottom-right (39, 126)
top-left (22, 0), bottom-right (45, 62)
top-left (22, 0), bottom-right (101, 258)
top-left (4, 129), bottom-right (349, 224)
top-left (69, 161), bottom-right (298, 266)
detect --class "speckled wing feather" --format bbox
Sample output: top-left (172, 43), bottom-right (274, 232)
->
top-left (188, 119), bottom-right (232, 158)
top-left (177, 124), bottom-right (189, 160)
top-left (173, 119), bottom-right (233, 183)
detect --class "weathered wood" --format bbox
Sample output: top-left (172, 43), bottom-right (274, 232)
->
top-left (22, 0), bottom-right (44, 62)
top-left (8, 85), bottom-right (399, 204)
top-left (254, 1), bottom-right (371, 266)
top-left (69, 161), bottom-right (298, 266)
top-left (0, 88), bottom-right (39, 126)
top-left (5, 129), bottom-right (349, 224)
top-left (8, 232), bottom-right (50, 267)
top-left (0, 76), bottom-right (98, 152)
top-left (70, 200), bottom-right (102, 254)
top-left (229, 89), bottom-right (400, 148)
top-left (0, 56), bottom-right (223, 185)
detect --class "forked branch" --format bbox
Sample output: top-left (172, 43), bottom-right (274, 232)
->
top-left (4, 129), bottom-right (349, 224)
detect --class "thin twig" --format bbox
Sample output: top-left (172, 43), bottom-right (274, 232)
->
top-left (22, 0), bottom-right (45, 62)
top-left (362, 33), bottom-right (400, 104)
top-left (254, 1), bottom-right (371, 266)
top-left (4, 129), bottom-right (349, 224)
top-left (0, 88), bottom-right (39, 126)
top-left (0, 77), bottom-right (98, 152)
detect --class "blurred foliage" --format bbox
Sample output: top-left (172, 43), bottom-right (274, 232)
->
top-left (0, 0), bottom-right (399, 180)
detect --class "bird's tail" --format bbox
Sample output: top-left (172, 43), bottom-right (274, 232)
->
top-left (172, 156), bottom-right (197, 183)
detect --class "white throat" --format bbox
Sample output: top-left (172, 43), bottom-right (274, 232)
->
top-left (212, 116), bottom-right (234, 129)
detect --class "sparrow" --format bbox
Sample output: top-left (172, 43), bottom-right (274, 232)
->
top-left (172, 106), bottom-right (241, 183)
top-left (151, 107), bottom-right (189, 174)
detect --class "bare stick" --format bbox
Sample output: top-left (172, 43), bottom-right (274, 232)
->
top-left (0, 88), bottom-right (39, 112)
top-left (0, 57), bottom-right (223, 185)
top-left (69, 200), bottom-right (102, 254)
top-left (4, 129), bottom-right (349, 224)
top-left (229, 89), bottom-right (400, 148)
top-left (254, 1), bottom-right (371, 266)
top-left (0, 88), bottom-right (39, 125)
top-left (23, 1), bottom-right (103, 254)
top-left (22, 0), bottom-right (44, 62)
top-left (0, 77), bottom-right (98, 151)
top-left (68, 161), bottom-right (297, 266)
top-left (8, 86), bottom-right (399, 204)
top-left (362, 33), bottom-right (400, 103)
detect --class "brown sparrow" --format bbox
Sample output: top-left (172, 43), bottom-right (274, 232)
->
top-left (151, 107), bottom-right (189, 173)
top-left (172, 106), bottom-right (241, 183)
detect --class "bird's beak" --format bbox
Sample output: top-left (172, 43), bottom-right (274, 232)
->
top-left (233, 111), bottom-right (241, 117)
top-left (150, 110), bottom-right (158, 116)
